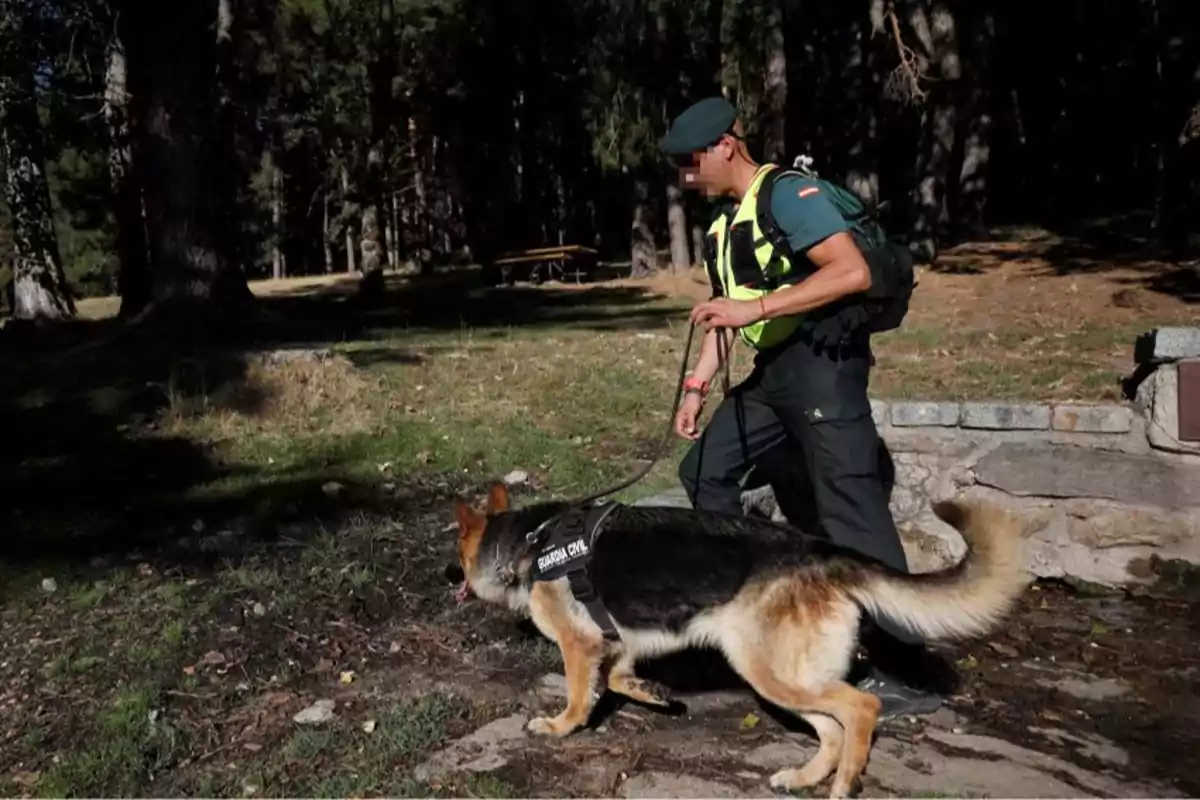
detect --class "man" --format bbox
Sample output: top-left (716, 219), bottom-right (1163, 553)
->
top-left (660, 96), bottom-right (947, 719)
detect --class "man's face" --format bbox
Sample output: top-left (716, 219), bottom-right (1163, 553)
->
top-left (677, 135), bottom-right (734, 197)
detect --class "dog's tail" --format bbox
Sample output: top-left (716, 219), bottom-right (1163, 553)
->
top-left (845, 499), bottom-right (1029, 641)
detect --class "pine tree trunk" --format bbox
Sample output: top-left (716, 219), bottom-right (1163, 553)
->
top-left (272, 160), bottom-right (284, 280)
top-left (909, 0), bottom-right (960, 263)
top-left (323, 186), bottom-right (334, 274)
top-left (762, 0), bottom-right (787, 162)
top-left (0, 3), bottom-right (75, 321)
top-left (666, 183), bottom-right (690, 272)
top-left (359, 0), bottom-right (396, 294)
top-left (957, 77), bottom-right (992, 238)
top-left (384, 206), bottom-right (396, 270)
top-left (341, 161), bottom-right (356, 273)
top-left (845, 16), bottom-right (882, 208)
top-left (390, 189), bottom-right (401, 268)
top-left (630, 175), bottom-right (658, 278)
top-left (116, 0), bottom-right (253, 321)
top-left (719, 0), bottom-right (738, 100)
top-left (691, 223), bottom-right (706, 270)
top-left (360, 150), bottom-right (383, 279)
top-left (104, 28), bottom-right (151, 318)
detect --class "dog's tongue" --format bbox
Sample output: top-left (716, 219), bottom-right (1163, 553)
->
top-left (454, 580), bottom-right (471, 604)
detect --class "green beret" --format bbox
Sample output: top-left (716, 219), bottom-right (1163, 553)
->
top-left (660, 97), bottom-right (737, 155)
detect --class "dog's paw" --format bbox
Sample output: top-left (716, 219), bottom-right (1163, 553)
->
top-left (769, 768), bottom-right (825, 793)
top-left (525, 715), bottom-right (573, 737)
top-left (642, 679), bottom-right (673, 706)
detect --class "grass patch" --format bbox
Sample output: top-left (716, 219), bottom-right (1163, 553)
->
top-left (38, 685), bottom-right (187, 798)
top-left (236, 694), bottom-right (469, 797)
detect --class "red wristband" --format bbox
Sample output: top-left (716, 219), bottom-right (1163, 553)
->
top-left (683, 376), bottom-right (709, 397)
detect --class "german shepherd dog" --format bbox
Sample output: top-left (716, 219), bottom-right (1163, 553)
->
top-left (452, 483), bottom-right (1027, 798)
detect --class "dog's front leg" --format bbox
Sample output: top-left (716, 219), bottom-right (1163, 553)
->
top-left (527, 582), bottom-right (604, 737)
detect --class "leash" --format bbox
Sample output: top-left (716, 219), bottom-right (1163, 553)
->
top-left (568, 321), bottom-right (731, 508)
top-left (524, 320), bottom-right (733, 546)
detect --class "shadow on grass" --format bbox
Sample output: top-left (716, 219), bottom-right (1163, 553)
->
top-left (0, 270), bottom-right (683, 574)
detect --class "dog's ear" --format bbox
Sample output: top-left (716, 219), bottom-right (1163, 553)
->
top-left (455, 498), bottom-right (481, 539)
top-left (486, 481), bottom-right (510, 515)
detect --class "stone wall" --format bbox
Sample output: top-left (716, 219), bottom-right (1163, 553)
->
top-left (742, 327), bottom-right (1200, 589)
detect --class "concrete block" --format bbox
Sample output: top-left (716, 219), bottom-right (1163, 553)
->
top-left (961, 403), bottom-right (1051, 430)
top-left (1052, 404), bottom-right (1133, 434)
top-left (891, 401), bottom-right (962, 427)
top-left (870, 399), bottom-right (888, 428)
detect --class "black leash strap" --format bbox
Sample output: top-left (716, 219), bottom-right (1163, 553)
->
top-left (573, 321), bottom-right (731, 508)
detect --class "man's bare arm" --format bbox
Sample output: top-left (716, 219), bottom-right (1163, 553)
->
top-left (758, 231), bottom-right (871, 320)
top-left (688, 326), bottom-right (735, 385)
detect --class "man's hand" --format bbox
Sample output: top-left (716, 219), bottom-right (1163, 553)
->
top-left (689, 297), bottom-right (762, 331)
top-left (674, 393), bottom-right (704, 441)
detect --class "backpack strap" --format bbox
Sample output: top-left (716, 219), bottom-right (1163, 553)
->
top-left (702, 203), bottom-right (735, 297)
top-left (755, 166), bottom-right (879, 267)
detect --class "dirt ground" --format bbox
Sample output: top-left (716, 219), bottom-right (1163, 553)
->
top-left (2, 476), bottom-right (1197, 798)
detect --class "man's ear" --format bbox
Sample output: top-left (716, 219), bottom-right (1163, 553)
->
top-left (455, 498), bottom-right (481, 539)
top-left (486, 481), bottom-right (509, 515)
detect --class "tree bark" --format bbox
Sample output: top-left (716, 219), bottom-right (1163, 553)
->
top-left (272, 158), bottom-right (284, 280)
top-left (341, 161), bottom-right (356, 273)
top-left (0, 1), bottom-right (75, 321)
top-left (762, 0), bottom-right (787, 162)
top-left (384, 203), bottom-right (396, 270)
top-left (115, 0), bottom-right (253, 322)
top-left (691, 222), bottom-right (706, 270)
top-left (103, 26), bottom-right (151, 318)
top-left (908, 0), bottom-right (960, 263)
top-left (359, 0), bottom-right (396, 294)
top-left (323, 185), bottom-right (334, 274)
top-left (951, 11), bottom-right (991, 240)
top-left (845, 15), bottom-right (882, 208)
top-left (666, 182), bottom-right (690, 272)
top-left (630, 175), bottom-right (657, 277)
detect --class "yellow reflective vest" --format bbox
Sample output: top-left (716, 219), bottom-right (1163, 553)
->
top-left (704, 165), bottom-right (801, 350)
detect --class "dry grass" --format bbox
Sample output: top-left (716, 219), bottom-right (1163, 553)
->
top-left (164, 353), bottom-right (386, 440)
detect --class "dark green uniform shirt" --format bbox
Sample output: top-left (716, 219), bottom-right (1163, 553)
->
top-left (770, 174), bottom-right (848, 253)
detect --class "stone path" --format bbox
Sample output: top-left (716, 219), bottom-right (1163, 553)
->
top-left (413, 670), bottom-right (1183, 798)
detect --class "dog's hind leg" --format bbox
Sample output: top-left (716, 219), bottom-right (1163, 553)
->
top-left (720, 591), bottom-right (874, 797)
top-left (768, 712), bottom-right (844, 792)
top-left (606, 655), bottom-right (672, 708)
top-left (527, 582), bottom-right (605, 737)
top-left (740, 673), bottom-right (878, 798)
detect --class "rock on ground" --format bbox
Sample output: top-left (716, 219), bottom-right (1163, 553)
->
top-left (620, 772), bottom-right (745, 799)
top-left (293, 699), bottom-right (335, 725)
top-left (412, 713), bottom-right (529, 782)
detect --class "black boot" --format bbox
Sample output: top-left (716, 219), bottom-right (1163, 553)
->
top-left (852, 623), bottom-right (958, 721)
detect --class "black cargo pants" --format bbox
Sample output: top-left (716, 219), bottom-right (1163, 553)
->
top-left (678, 326), bottom-right (920, 646)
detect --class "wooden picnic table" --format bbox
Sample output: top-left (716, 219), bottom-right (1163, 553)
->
top-left (490, 244), bottom-right (599, 285)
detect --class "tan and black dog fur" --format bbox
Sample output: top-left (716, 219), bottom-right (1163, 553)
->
top-left (453, 483), bottom-right (1028, 798)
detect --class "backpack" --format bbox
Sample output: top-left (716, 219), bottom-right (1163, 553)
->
top-left (755, 156), bottom-right (916, 336)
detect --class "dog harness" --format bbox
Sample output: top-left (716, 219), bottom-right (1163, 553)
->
top-left (527, 501), bottom-right (621, 640)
